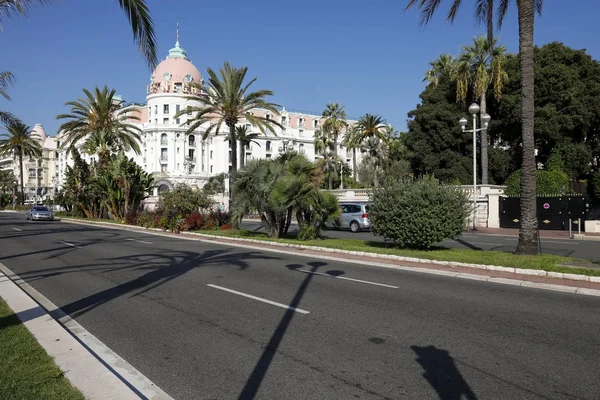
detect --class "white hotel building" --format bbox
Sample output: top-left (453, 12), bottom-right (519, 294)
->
top-left (57, 35), bottom-right (362, 202)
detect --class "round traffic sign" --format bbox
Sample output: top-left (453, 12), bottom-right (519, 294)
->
top-left (543, 203), bottom-right (550, 209)
top-left (219, 204), bottom-right (225, 211)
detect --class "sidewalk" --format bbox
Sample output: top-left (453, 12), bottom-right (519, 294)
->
top-left (58, 218), bottom-right (600, 297)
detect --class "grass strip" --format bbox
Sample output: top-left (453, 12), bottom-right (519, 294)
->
top-left (193, 229), bottom-right (600, 277)
top-left (0, 299), bottom-right (84, 400)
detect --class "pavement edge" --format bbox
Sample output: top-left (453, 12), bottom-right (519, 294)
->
top-left (0, 262), bottom-right (173, 400)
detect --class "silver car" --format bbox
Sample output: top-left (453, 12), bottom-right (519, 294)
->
top-left (328, 202), bottom-right (371, 233)
top-left (26, 205), bottom-right (54, 221)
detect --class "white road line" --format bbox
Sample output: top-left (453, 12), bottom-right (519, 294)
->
top-left (298, 269), bottom-right (398, 289)
top-left (207, 284), bottom-right (310, 314)
top-left (125, 238), bottom-right (153, 245)
top-left (503, 237), bottom-right (577, 245)
top-left (12, 227), bottom-right (22, 231)
top-left (59, 241), bottom-right (81, 249)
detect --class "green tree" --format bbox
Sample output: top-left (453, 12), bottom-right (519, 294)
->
top-left (234, 153), bottom-right (339, 239)
top-left (157, 183), bottom-right (213, 222)
top-left (203, 173), bottom-right (226, 195)
top-left (455, 36), bottom-right (509, 185)
top-left (175, 62), bottom-right (282, 226)
top-left (231, 125), bottom-right (262, 170)
top-left (0, 0), bottom-right (157, 68)
top-left (0, 120), bottom-right (42, 204)
top-left (342, 124), bottom-right (361, 181)
top-left (424, 53), bottom-right (457, 87)
top-left (321, 103), bottom-right (348, 152)
top-left (0, 71), bottom-right (17, 125)
top-left (405, 0), bottom-right (544, 254)
top-left (57, 86), bottom-right (142, 166)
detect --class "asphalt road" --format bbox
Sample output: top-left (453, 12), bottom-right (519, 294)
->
top-left (1, 212), bottom-right (600, 400)
top-left (241, 221), bottom-right (600, 262)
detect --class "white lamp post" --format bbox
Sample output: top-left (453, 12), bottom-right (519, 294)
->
top-left (459, 103), bottom-right (491, 230)
top-left (339, 160), bottom-right (344, 190)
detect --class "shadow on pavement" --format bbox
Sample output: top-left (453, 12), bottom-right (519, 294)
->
top-left (238, 261), bottom-right (331, 400)
top-left (412, 345), bottom-right (478, 400)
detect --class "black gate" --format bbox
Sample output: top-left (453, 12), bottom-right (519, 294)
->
top-left (499, 196), bottom-right (589, 230)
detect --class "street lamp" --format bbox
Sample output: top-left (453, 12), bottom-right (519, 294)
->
top-left (339, 160), bottom-right (344, 190)
top-left (459, 103), bottom-right (491, 230)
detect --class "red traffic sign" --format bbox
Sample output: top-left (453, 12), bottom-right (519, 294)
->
top-left (543, 203), bottom-right (550, 209)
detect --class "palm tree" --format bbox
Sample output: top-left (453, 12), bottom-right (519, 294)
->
top-left (231, 125), bottom-right (262, 170)
top-left (174, 62), bottom-right (282, 225)
top-left (355, 113), bottom-right (387, 145)
top-left (321, 103), bottom-right (348, 155)
top-left (424, 53), bottom-right (456, 86)
top-left (0, 120), bottom-right (42, 204)
top-left (342, 124), bottom-right (361, 181)
top-left (0, 71), bottom-right (17, 125)
top-left (313, 128), bottom-right (336, 189)
top-left (404, 0), bottom-right (544, 255)
top-left (57, 86), bottom-right (142, 166)
top-left (363, 137), bottom-right (388, 188)
top-left (455, 36), bottom-right (509, 184)
top-left (0, 0), bottom-right (157, 68)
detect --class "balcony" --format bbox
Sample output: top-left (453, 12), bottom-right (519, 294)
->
top-left (160, 155), bottom-right (168, 161)
top-left (188, 141), bottom-right (196, 148)
top-left (160, 139), bottom-right (168, 145)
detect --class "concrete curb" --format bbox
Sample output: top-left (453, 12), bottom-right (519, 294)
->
top-left (55, 218), bottom-right (600, 297)
top-left (0, 262), bottom-right (173, 400)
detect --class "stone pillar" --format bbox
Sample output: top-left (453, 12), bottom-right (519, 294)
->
top-left (487, 193), bottom-right (501, 228)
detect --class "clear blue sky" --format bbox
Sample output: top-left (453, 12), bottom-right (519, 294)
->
top-left (2, 0), bottom-right (599, 136)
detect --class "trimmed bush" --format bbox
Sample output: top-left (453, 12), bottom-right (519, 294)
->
top-left (504, 169), bottom-right (571, 196)
top-left (370, 176), bottom-right (469, 249)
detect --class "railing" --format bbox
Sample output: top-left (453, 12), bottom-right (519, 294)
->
top-left (160, 139), bottom-right (168, 145)
top-left (160, 156), bottom-right (168, 161)
top-left (189, 141), bottom-right (196, 147)
top-left (326, 185), bottom-right (507, 199)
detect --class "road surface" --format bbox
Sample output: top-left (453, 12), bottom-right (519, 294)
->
top-left (1, 212), bottom-right (599, 399)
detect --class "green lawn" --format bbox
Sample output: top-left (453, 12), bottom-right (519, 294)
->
top-left (0, 300), bottom-right (84, 400)
top-left (193, 229), bottom-right (600, 277)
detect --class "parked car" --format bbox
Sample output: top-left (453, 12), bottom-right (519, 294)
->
top-left (326, 202), bottom-right (371, 233)
top-left (26, 205), bottom-right (54, 221)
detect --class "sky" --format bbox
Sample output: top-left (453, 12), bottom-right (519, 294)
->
top-left (2, 0), bottom-right (600, 137)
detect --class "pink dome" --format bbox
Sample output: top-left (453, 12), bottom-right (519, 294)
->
top-left (30, 124), bottom-right (47, 142)
top-left (148, 39), bottom-right (202, 95)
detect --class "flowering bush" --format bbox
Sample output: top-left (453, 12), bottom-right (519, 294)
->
top-left (184, 213), bottom-right (204, 230)
top-left (220, 224), bottom-right (232, 230)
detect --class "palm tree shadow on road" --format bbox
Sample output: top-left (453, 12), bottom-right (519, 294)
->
top-left (411, 345), bottom-right (478, 400)
top-left (238, 261), bottom-right (332, 400)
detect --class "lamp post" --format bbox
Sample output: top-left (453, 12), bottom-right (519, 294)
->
top-left (459, 103), bottom-right (491, 230)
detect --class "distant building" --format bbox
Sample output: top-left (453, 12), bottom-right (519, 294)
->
top-left (56, 31), bottom-right (362, 203)
top-left (0, 124), bottom-right (58, 203)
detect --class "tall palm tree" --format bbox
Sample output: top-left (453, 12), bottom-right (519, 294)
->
top-left (363, 137), bottom-right (388, 188)
top-left (342, 124), bottom-right (361, 181)
top-left (174, 62), bottom-right (282, 225)
top-left (404, 0), bottom-right (544, 255)
top-left (0, 120), bottom-right (42, 204)
top-left (321, 103), bottom-right (348, 155)
top-left (57, 86), bottom-right (142, 166)
top-left (313, 127), bottom-right (336, 189)
top-left (0, 0), bottom-right (157, 68)
top-left (455, 36), bottom-right (509, 184)
top-left (0, 71), bottom-right (17, 125)
top-left (230, 125), bottom-right (262, 170)
top-left (424, 53), bottom-right (456, 86)
top-left (355, 113), bottom-right (387, 146)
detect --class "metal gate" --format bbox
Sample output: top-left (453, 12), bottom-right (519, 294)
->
top-left (499, 196), bottom-right (588, 230)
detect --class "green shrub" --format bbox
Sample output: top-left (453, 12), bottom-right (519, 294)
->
top-left (157, 184), bottom-right (213, 222)
top-left (370, 176), bottom-right (469, 249)
top-left (504, 170), bottom-right (570, 196)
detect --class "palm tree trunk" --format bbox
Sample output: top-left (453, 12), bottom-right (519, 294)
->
top-left (228, 124), bottom-right (239, 229)
top-left (328, 171), bottom-right (333, 190)
top-left (480, 93), bottom-right (489, 185)
top-left (239, 141), bottom-right (245, 170)
top-left (352, 148), bottom-right (357, 181)
top-left (516, 0), bottom-right (539, 255)
top-left (374, 166), bottom-right (379, 188)
top-left (19, 151), bottom-right (24, 205)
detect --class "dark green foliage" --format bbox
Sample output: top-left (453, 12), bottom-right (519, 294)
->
top-left (234, 152), bottom-right (340, 240)
top-left (157, 183), bottom-right (213, 222)
top-left (203, 173), bottom-right (225, 194)
top-left (504, 170), bottom-right (570, 196)
top-left (370, 176), bottom-right (469, 249)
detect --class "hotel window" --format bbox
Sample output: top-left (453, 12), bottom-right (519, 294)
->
top-left (187, 106), bottom-right (192, 115)
top-left (176, 104), bottom-right (180, 113)
top-left (299, 129), bottom-right (304, 137)
top-left (314, 119), bottom-right (319, 128)
top-left (266, 114), bottom-right (271, 120)
top-left (281, 116), bottom-right (287, 126)
top-left (299, 117), bottom-right (305, 128)
top-left (176, 118), bottom-right (180, 125)
top-left (161, 164), bottom-right (167, 172)
top-left (210, 150), bottom-right (213, 159)
top-left (174, 83), bottom-right (182, 92)
top-left (163, 104), bottom-right (169, 114)
top-left (210, 165), bottom-right (213, 173)
top-left (148, 107), bottom-right (151, 117)
top-left (163, 118), bottom-right (169, 124)
top-left (154, 105), bottom-right (158, 114)
top-left (266, 141), bottom-right (271, 151)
